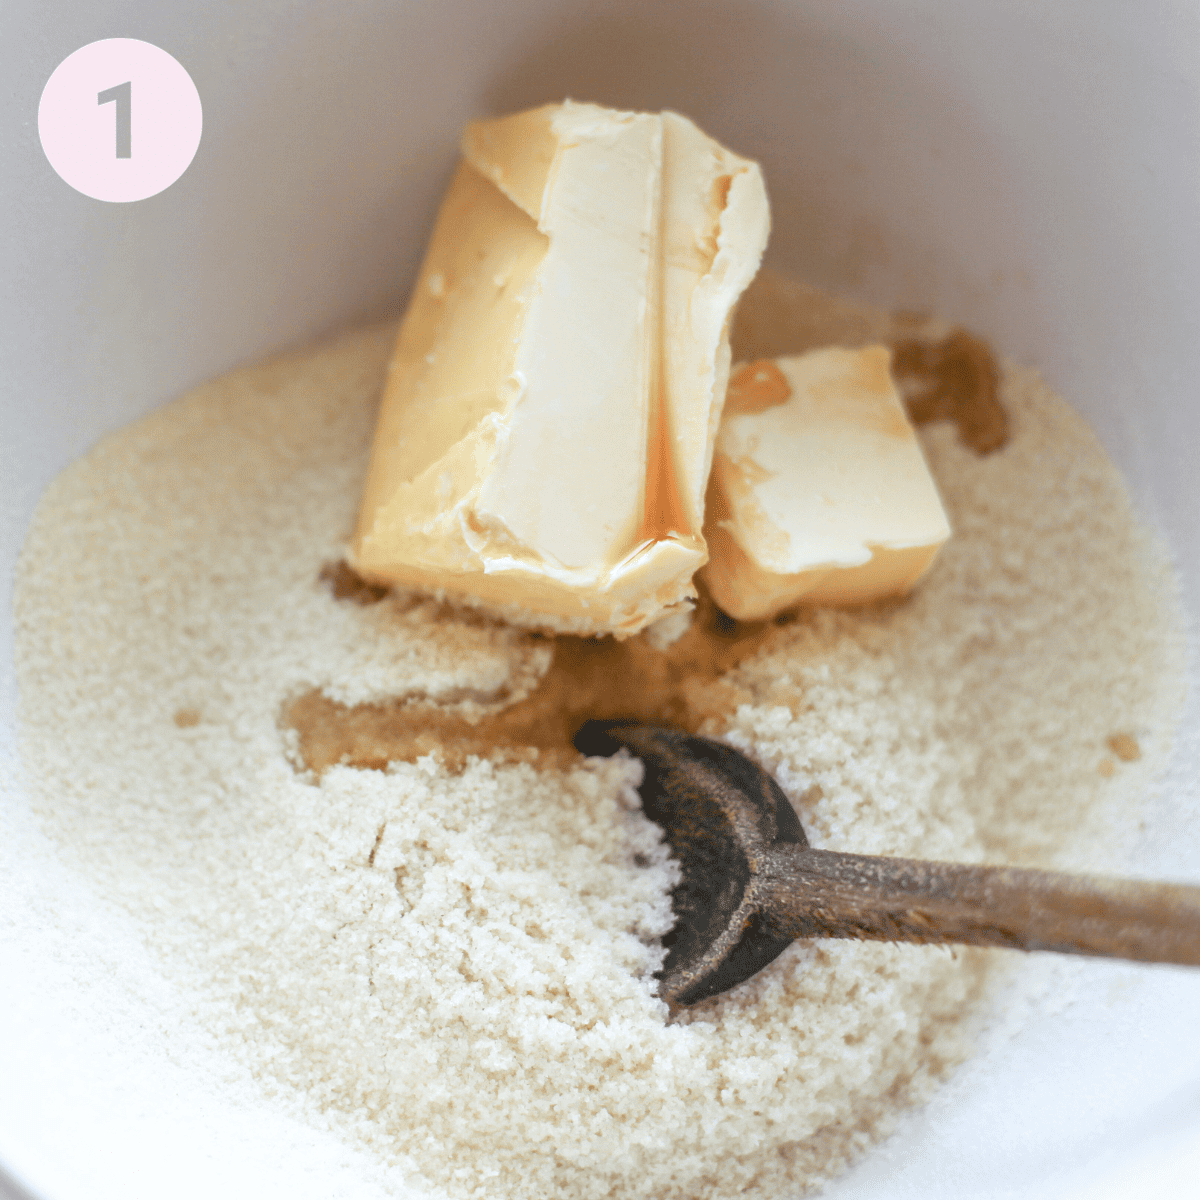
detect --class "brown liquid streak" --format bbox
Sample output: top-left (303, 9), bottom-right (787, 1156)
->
top-left (289, 592), bottom-right (775, 774)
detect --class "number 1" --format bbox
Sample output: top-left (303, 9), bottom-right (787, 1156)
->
top-left (98, 80), bottom-right (131, 158)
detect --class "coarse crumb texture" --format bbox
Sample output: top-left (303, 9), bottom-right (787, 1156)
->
top-left (15, 277), bottom-right (1186, 1200)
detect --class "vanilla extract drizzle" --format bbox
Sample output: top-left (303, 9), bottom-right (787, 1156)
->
top-left (290, 319), bottom-right (1007, 775)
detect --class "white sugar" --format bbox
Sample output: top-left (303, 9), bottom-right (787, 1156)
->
top-left (13, 280), bottom-right (1187, 1199)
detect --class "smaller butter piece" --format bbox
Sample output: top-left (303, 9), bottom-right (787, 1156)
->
top-left (700, 347), bottom-right (951, 621)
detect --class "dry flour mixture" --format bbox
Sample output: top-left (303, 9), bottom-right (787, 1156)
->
top-left (15, 273), bottom-right (1186, 1199)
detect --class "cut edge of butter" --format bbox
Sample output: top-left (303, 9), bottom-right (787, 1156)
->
top-left (351, 101), bottom-right (770, 637)
top-left (700, 347), bottom-right (952, 622)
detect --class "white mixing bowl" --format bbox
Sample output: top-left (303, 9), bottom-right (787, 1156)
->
top-left (2, 2), bottom-right (1198, 1197)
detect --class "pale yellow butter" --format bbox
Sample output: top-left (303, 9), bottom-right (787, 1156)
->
top-left (700, 348), bottom-right (951, 621)
top-left (352, 102), bottom-right (769, 636)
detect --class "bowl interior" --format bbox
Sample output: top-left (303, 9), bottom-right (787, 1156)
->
top-left (2, 3), bottom-right (1199, 1198)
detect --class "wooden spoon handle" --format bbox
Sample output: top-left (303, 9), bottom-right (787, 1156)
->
top-left (761, 847), bottom-right (1200, 966)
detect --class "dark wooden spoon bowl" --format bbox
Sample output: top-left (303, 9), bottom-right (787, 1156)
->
top-left (574, 721), bottom-right (1200, 1007)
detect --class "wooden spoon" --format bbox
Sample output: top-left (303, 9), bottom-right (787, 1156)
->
top-left (574, 721), bottom-right (1200, 1007)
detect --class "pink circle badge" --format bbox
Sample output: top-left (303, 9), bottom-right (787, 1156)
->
top-left (39, 39), bottom-right (203, 203)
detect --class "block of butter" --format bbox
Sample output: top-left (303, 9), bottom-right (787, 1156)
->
top-left (351, 102), bottom-right (769, 636)
top-left (700, 348), bottom-right (951, 621)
